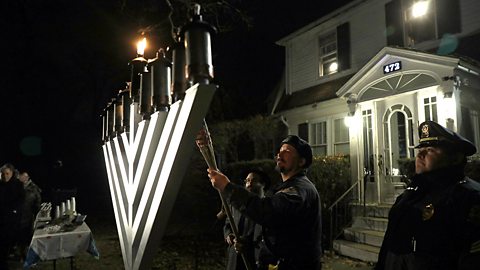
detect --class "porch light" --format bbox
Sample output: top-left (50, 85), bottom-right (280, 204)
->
top-left (344, 113), bottom-right (361, 132)
top-left (344, 115), bottom-right (354, 127)
top-left (443, 92), bottom-right (456, 120)
top-left (412, 1), bottom-right (429, 18)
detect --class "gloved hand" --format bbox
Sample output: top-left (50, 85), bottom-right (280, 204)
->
top-left (234, 237), bottom-right (245, 254)
top-left (226, 233), bottom-right (235, 246)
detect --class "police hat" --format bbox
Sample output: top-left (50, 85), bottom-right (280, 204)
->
top-left (414, 121), bottom-right (477, 156)
top-left (281, 135), bottom-right (313, 168)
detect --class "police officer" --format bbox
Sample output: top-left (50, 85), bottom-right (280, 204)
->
top-left (208, 135), bottom-right (322, 270)
top-left (376, 121), bottom-right (480, 270)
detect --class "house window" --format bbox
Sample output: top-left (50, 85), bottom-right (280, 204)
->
top-left (423, 96), bottom-right (438, 122)
top-left (463, 108), bottom-right (480, 153)
top-left (334, 118), bottom-right (350, 155)
top-left (385, 0), bottom-right (461, 47)
top-left (310, 121), bottom-right (327, 156)
top-left (470, 110), bottom-right (480, 152)
top-left (404, 0), bottom-right (437, 46)
top-left (318, 33), bottom-right (338, 76)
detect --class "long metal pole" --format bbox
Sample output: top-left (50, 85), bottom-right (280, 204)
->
top-left (196, 119), bottom-right (252, 270)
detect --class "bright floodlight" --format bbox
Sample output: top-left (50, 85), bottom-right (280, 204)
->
top-left (412, 1), bottom-right (429, 18)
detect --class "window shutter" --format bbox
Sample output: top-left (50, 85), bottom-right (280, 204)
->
top-left (336, 23), bottom-right (351, 71)
top-left (436, 0), bottom-right (461, 36)
top-left (385, 0), bottom-right (404, 46)
top-left (298, 123), bottom-right (309, 142)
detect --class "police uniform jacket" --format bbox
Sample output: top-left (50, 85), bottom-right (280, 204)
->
top-left (223, 172), bottom-right (322, 270)
top-left (376, 164), bottom-right (480, 270)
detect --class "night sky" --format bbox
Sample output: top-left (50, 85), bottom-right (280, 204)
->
top-left (2, 0), bottom-right (352, 212)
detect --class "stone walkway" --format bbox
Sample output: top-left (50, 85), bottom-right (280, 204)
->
top-left (322, 253), bottom-right (375, 270)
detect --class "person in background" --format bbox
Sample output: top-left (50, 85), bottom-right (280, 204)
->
top-left (0, 163), bottom-right (25, 269)
top-left (205, 135), bottom-right (322, 270)
top-left (376, 121), bottom-right (480, 270)
top-left (16, 171), bottom-right (42, 261)
top-left (224, 169), bottom-right (270, 270)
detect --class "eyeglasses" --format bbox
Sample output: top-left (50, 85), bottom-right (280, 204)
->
top-left (244, 177), bottom-right (261, 184)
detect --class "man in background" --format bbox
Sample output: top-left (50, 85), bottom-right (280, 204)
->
top-left (224, 169), bottom-right (270, 270)
top-left (0, 163), bottom-right (25, 269)
top-left (17, 171), bottom-right (42, 261)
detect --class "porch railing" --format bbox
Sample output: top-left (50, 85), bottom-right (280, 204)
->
top-left (327, 178), bottom-right (362, 251)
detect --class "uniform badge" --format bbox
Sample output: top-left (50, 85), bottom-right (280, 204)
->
top-left (421, 124), bottom-right (429, 138)
top-left (422, 203), bottom-right (434, 221)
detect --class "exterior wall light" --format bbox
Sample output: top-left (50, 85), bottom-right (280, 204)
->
top-left (412, 1), bottom-right (429, 18)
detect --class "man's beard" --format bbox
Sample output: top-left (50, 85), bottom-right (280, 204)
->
top-left (275, 164), bottom-right (287, 174)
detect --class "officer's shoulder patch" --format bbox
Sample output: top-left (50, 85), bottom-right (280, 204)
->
top-left (277, 186), bottom-right (299, 196)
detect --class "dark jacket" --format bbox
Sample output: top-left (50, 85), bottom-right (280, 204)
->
top-left (224, 172), bottom-right (322, 270)
top-left (224, 205), bottom-right (262, 270)
top-left (376, 165), bottom-right (480, 270)
top-left (21, 179), bottom-right (42, 228)
top-left (0, 178), bottom-right (25, 227)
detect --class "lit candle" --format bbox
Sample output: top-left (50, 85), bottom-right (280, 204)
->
top-left (129, 37), bottom-right (148, 102)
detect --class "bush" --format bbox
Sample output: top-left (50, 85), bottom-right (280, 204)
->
top-left (397, 156), bottom-right (480, 183)
top-left (307, 155), bottom-right (351, 209)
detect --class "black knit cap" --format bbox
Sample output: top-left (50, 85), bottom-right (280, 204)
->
top-left (281, 135), bottom-right (313, 168)
top-left (415, 120), bottom-right (477, 156)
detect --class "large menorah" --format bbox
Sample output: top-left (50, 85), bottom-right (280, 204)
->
top-left (101, 5), bottom-right (226, 270)
top-left (102, 83), bottom-right (215, 269)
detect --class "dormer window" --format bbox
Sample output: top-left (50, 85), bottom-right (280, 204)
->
top-left (405, 0), bottom-right (436, 46)
top-left (318, 32), bottom-right (338, 76)
top-left (385, 0), bottom-right (461, 48)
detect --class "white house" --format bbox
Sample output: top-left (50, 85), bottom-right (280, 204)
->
top-left (270, 0), bottom-right (480, 262)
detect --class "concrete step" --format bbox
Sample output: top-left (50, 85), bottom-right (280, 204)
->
top-left (333, 239), bottom-right (380, 263)
top-left (344, 227), bottom-right (385, 247)
top-left (352, 216), bottom-right (388, 231)
top-left (351, 203), bottom-right (392, 218)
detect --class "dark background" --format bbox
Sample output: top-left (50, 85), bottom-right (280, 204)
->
top-left (1, 0), bottom-right (352, 213)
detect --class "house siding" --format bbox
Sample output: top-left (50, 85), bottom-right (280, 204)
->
top-left (283, 0), bottom-right (480, 95)
top-left (461, 0), bottom-right (480, 34)
top-left (349, 1), bottom-right (388, 70)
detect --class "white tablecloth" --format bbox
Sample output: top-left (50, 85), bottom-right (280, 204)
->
top-left (24, 222), bottom-right (99, 268)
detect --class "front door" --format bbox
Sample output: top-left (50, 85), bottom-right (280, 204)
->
top-left (379, 102), bottom-right (416, 202)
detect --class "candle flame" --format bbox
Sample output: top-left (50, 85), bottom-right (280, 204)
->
top-left (137, 37), bottom-right (147, 56)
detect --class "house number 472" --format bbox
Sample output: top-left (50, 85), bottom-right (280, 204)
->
top-left (383, 61), bottom-right (402, 74)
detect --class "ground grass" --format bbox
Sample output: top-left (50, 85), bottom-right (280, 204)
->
top-left (10, 213), bottom-right (373, 270)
